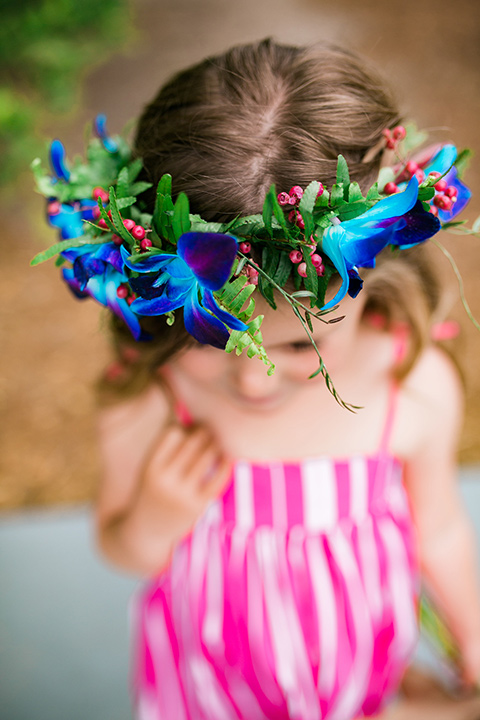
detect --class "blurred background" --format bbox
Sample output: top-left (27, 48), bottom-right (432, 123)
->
top-left (1, 0), bottom-right (480, 718)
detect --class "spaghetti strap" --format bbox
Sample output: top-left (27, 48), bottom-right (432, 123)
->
top-left (378, 327), bottom-right (408, 455)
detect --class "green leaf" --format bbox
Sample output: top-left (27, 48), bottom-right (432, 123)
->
top-left (172, 192), bottom-right (191, 240)
top-left (347, 182), bottom-right (364, 203)
top-left (455, 148), bottom-right (473, 178)
top-left (108, 188), bottom-right (135, 245)
top-left (116, 196), bottom-right (136, 209)
top-left (258, 246), bottom-right (279, 309)
top-left (402, 123), bottom-right (428, 153)
top-left (129, 181), bottom-right (153, 196)
top-left (299, 181), bottom-right (321, 215)
top-left (336, 155), bottom-right (350, 186)
top-left (272, 251), bottom-right (292, 287)
top-left (158, 174), bottom-right (172, 197)
top-left (262, 188), bottom-right (274, 237)
top-left (315, 188), bottom-right (330, 208)
top-left (472, 215), bottom-right (480, 233)
top-left (330, 183), bottom-right (345, 207)
top-left (30, 236), bottom-right (106, 266)
top-left (127, 158), bottom-right (144, 183)
top-left (377, 167), bottom-right (395, 192)
top-left (418, 186), bottom-right (435, 202)
top-left (301, 247), bottom-right (318, 304)
top-left (366, 182), bottom-right (382, 202)
top-left (116, 167), bottom-right (130, 198)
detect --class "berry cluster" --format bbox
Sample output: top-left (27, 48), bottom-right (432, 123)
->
top-left (382, 125), bottom-right (406, 151)
top-left (277, 184), bottom-right (325, 230)
top-left (289, 243), bottom-right (325, 278)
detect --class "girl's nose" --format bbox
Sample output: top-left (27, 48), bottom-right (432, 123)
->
top-left (231, 355), bottom-right (281, 399)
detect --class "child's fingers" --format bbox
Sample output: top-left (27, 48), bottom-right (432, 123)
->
top-left (199, 455), bottom-right (232, 500)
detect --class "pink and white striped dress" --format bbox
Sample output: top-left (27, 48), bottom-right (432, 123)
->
top-left (132, 391), bottom-right (419, 720)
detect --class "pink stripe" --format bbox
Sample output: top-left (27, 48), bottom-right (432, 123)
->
top-left (284, 463), bottom-right (304, 527)
top-left (252, 465), bottom-right (273, 527)
top-left (335, 461), bottom-right (350, 520)
top-left (222, 479), bottom-right (235, 524)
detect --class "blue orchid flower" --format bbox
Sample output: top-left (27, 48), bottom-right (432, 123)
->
top-left (421, 144), bottom-right (471, 222)
top-left (61, 242), bottom-right (145, 340)
top-left (122, 232), bottom-right (248, 348)
top-left (321, 177), bottom-right (441, 311)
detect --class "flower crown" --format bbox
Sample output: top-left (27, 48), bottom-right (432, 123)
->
top-left (31, 116), bottom-right (474, 408)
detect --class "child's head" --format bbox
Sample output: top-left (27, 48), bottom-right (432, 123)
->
top-left (105, 39), bottom-right (443, 397)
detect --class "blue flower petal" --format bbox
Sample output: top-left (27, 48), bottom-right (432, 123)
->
top-left (177, 232), bottom-right (238, 291)
top-left (344, 177), bottom-right (419, 228)
top-left (348, 269), bottom-right (364, 299)
top-left (183, 288), bottom-right (230, 348)
top-left (391, 202), bottom-right (441, 248)
top-left (130, 287), bottom-right (191, 316)
top-left (49, 140), bottom-right (70, 181)
top-left (94, 243), bottom-right (123, 273)
top-left (48, 204), bottom-right (84, 239)
top-left (94, 114), bottom-right (118, 154)
top-left (121, 246), bottom-right (186, 275)
top-left (437, 169), bottom-right (471, 222)
top-left (424, 145), bottom-right (457, 175)
top-left (103, 271), bottom-right (144, 340)
top-left (320, 226), bottom-right (351, 311)
top-left (202, 289), bottom-right (248, 331)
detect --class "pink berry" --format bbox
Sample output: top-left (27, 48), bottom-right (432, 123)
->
top-left (444, 185), bottom-right (458, 199)
top-left (288, 195), bottom-right (298, 205)
top-left (47, 201), bottom-right (61, 215)
top-left (239, 241), bottom-right (251, 253)
top-left (311, 253), bottom-right (322, 267)
top-left (428, 171), bottom-right (441, 180)
top-left (289, 249), bottom-right (303, 264)
top-left (429, 205), bottom-right (439, 217)
top-left (112, 234), bottom-right (123, 246)
top-left (316, 183), bottom-right (324, 198)
top-left (385, 138), bottom-right (396, 150)
top-left (107, 210), bottom-right (113, 220)
top-left (116, 284), bottom-right (129, 299)
top-left (123, 219), bottom-right (136, 231)
top-left (316, 264), bottom-right (325, 277)
top-left (296, 215), bottom-right (305, 230)
top-left (246, 267), bottom-right (259, 286)
top-left (93, 187), bottom-right (109, 203)
top-left (384, 182), bottom-right (398, 195)
top-left (140, 238), bottom-right (153, 251)
top-left (126, 294), bottom-right (136, 306)
top-left (433, 195), bottom-right (452, 211)
top-left (414, 169), bottom-right (425, 183)
top-left (297, 262), bottom-right (307, 278)
top-left (98, 218), bottom-right (108, 229)
top-left (382, 128), bottom-right (392, 139)
top-left (92, 206), bottom-right (101, 219)
top-left (277, 192), bottom-right (290, 206)
top-left (392, 125), bottom-right (406, 141)
top-left (434, 178), bottom-right (447, 192)
top-left (131, 225), bottom-right (146, 240)
top-left (405, 161), bottom-right (419, 176)
top-left (289, 185), bottom-right (304, 202)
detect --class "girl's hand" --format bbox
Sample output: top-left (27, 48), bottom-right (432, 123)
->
top-left (126, 423), bottom-right (231, 572)
top-left (96, 386), bottom-right (231, 576)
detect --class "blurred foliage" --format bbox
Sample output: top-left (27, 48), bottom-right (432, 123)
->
top-left (0, 0), bottom-right (133, 187)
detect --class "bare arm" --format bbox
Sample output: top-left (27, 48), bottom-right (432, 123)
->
top-left (403, 348), bottom-right (480, 685)
top-left (95, 384), bottom-right (231, 576)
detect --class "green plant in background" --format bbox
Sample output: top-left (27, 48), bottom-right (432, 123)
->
top-left (0, 0), bottom-right (132, 186)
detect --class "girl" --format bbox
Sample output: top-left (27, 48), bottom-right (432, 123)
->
top-left (35, 39), bottom-right (480, 720)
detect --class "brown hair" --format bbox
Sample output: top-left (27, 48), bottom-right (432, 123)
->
top-left (99, 38), bottom-right (445, 400)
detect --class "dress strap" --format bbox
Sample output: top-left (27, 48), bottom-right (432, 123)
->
top-left (378, 326), bottom-right (408, 455)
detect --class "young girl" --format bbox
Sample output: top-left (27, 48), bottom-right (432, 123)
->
top-left (35, 39), bottom-right (480, 720)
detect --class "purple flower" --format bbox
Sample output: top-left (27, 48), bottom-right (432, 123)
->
top-left (122, 232), bottom-right (248, 348)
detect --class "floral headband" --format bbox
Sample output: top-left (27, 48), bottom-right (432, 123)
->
top-left (31, 116), bottom-right (474, 408)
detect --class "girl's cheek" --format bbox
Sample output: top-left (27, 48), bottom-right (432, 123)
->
top-left (176, 346), bottom-right (227, 381)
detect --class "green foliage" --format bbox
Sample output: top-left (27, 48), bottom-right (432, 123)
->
top-left (0, 0), bottom-right (131, 185)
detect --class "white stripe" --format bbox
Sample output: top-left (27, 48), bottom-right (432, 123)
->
top-left (328, 530), bottom-right (374, 720)
top-left (146, 612), bottom-right (188, 720)
top-left (234, 461), bottom-right (255, 529)
top-left (202, 522), bottom-right (224, 651)
top-left (349, 456), bottom-right (368, 523)
top-left (303, 458), bottom-right (337, 531)
top-left (270, 462), bottom-right (288, 529)
top-left (378, 519), bottom-right (418, 659)
top-left (305, 537), bottom-right (338, 697)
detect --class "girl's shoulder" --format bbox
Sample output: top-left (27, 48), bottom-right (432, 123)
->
top-left (395, 343), bottom-right (464, 457)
